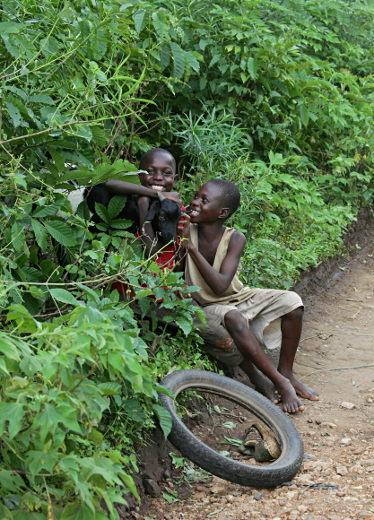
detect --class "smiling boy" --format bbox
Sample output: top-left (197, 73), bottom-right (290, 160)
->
top-left (105, 148), bottom-right (181, 258)
top-left (178, 179), bottom-right (319, 413)
top-left (105, 148), bottom-right (184, 301)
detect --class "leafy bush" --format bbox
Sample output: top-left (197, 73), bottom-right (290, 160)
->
top-left (0, 168), bottom-right (208, 518)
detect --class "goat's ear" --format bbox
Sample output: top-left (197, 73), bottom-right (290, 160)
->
top-left (146, 200), bottom-right (160, 220)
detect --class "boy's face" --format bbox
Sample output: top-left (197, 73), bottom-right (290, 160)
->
top-left (189, 182), bottom-right (229, 223)
top-left (138, 151), bottom-right (176, 192)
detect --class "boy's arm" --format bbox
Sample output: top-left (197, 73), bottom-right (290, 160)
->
top-left (105, 180), bottom-right (181, 204)
top-left (178, 216), bottom-right (246, 295)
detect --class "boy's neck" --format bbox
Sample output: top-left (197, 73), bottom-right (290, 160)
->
top-left (197, 221), bottom-right (226, 240)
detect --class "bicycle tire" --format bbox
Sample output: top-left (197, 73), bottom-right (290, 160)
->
top-left (159, 369), bottom-right (304, 488)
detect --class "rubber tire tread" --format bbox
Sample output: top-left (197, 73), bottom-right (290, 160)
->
top-left (159, 370), bottom-right (303, 488)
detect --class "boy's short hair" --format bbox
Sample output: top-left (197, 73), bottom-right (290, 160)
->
top-left (207, 179), bottom-right (240, 216)
top-left (139, 148), bottom-right (176, 172)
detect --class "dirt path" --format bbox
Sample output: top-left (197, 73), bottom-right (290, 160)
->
top-left (140, 230), bottom-right (374, 520)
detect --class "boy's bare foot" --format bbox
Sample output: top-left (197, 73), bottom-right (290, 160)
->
top-left (276, 379), bottom-right (305, 413)
top-left (239, 359), bottom-right (279, 403)
top-left (248, 370), bottom-right (279, 404)
top-left (287, 374), bottom-right (319, 401)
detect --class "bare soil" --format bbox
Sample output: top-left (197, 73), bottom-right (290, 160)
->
top-left (129, 213), bottom-right (374, 520)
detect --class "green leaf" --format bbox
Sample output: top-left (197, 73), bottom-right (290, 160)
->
top-left (0, 402), bottom-right (24, 439)
top-left (49, 288), bottom-right (84, 307)
top-left (6, 304), bottom-right (33, 321)
top-left (29, 285), bottom-right (45, 301)
top-left (47, 146), bottom-right (65, 172)
top-left (28, 93), bottom-right (54, 104)
top-left (114, 173), bottom-right (140, 185)
top-left (185, 51), bottom-right (200, 73)
top-left (20, 351), bottom-right (42, 377)
top-left (98, 382), bottom-right (121, 395)
top-left (32, 198), bottom-right (65, 218)
top-left (91, 160), bottom-right (140, 184)
top-left (2, 85), bottom-right (27, 100)
top-left (0, 470), bottom-right (25, 492)
top-left (75, 282), bottom-right (99, 304)
top-left (133, 11), bottom-right (148, 33)
top-left (299, 105), bottom-right (309, 127)
top-left (31, 219), bottom-right (48, 250)
top-left (134, 289), bottom-right (153, 300)
top-left (174, 316), bottom-right (192, 335)
top-left (0, 336), bottom-right (20, 361)
top-left (221, 421), bottom-right (237, 429)
top-left (153, 383), bottom-right (174, 399)
top-left (70, 123), bottom-right (93, 141)
top-left (22, 266), bottom-right (45, 282)
top-left (0, 357), bottom-right (10, 376)
top-left (22, 292), bottom-right (40, 315)
top-left (222, 435), bottom-right (242, 446)
top-left (69, 163), bottom-right (139, 186)
top-left (122, 398), bottom-right (146, 422)
top-left (170, 42), bottom-right (185, 79)
top-left (107, 195), bottom-right (128, 219)
top-left (2, 34), bottom-right (20, 58)
top-left (94, 202), bottom-right (110, 224)
top-left (0, 22), bottom-right (27, 34)
top-left (160, 46), bottom-right (171, 70)
top-left (26, 450), bottom-right (59, 475)
top-left (169, 452), bottom-right (185, 469)
top-left (11, 222), bottom-right (25, 252)
top-left (138, 296), bottom-right (150, 317)
top-left (268, 151), bottom-right (286, 166)
top-left (247, 57), bottom-right (258, 79)
top-left (153, 404), bottom-right (172, 437)
top-left (76, 200), bottom-right (90, 221)
top-left (59, 167), bottom-right (93, 184)
top-left (33, 403), bottom-right (81, 444)
top-left (90, 125), bottom-right (107, 146)
top-left (152, 11), bottom-right (168, 38)
top-left (11, 34), bottom-right (35, 59)
top-left (4, 101), bottom-right (22, 128)
top-left (162, 491), bottom-right (179, 503)
top-left (44, 221), bottom-right (76, 246)
top-left (109, 218), bottom-right (133, 229)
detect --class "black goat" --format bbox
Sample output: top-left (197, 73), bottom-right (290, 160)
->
top-left (84, 183), bottom-right (181, 244)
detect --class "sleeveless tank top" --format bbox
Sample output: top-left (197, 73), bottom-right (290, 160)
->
top-left (185, 225), bottom-right (258, 306)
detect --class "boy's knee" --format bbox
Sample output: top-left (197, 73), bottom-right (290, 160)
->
top-left (285, 306), bottom-right (304, 320)
top-left (224, 309), bottom-right (247, 333)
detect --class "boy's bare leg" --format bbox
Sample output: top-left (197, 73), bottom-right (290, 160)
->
top-left (224, 309), bottom-right (305, 413)
top-left (278, 307), bottom-right (319, 401)
top-left (239, 359), bottom-right (279, 404)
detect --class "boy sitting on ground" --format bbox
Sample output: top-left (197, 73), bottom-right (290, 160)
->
top-left (177, 178), bottom-right (319, 413)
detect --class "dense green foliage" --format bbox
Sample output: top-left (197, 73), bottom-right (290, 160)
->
top-left (1, 0), bottom-right (374, 517)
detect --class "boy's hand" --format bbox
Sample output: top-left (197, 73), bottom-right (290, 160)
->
top-left (177, 213), bottom-right (191, 248)
top-left (174, 290), bottom-right (192, 300)
top-left (163, 192), bottom-right (182, 205)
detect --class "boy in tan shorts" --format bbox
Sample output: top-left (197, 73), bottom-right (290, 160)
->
top-left (177, 179), bottom-right (319, 413)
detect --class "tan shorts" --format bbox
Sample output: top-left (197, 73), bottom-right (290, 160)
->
top-left (195, 289), bottom-right (303, 367)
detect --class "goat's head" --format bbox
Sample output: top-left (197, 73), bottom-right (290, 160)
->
top-left (146, 198), bottom-right (181, 244)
